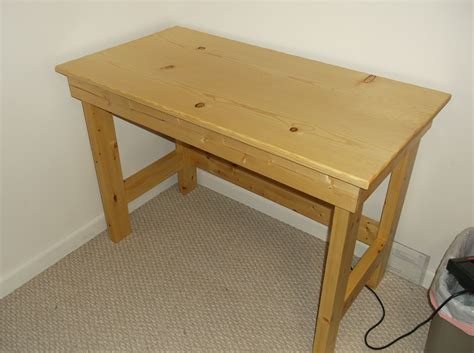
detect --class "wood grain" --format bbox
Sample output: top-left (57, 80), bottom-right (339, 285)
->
top-left (367, 143), bottom-right (419, 288)
top-left (176, 141), bottom-right (197, 195)
top-left (56, 26), bottom-right (450, 189)
top-left (56, 28), bottom-right (450, 352)
top-left (343, 238), bottom-right (385, 315)
top-left (67, 78), bottom-right (362, 212)
top-left (124, 150), bottom-right (183, 202)
top-left (313, 205), bottom-right (362, 353)
top-left (82, 102), bottom-right (131, 242)
top-left (190, 147), bottom-right (378, 245)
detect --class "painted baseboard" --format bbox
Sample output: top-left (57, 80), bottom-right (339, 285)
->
top-left (422, 270), bottom-right (435, 289)
top-left (0, 176), bottom-right (177, 299)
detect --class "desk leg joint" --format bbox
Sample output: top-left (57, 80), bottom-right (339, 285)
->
top-left (367, 143), bottom-right (419, 288)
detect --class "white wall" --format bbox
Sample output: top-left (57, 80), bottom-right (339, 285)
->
top-left (472, 3), bottom-right (474, 226)
top-left (1, 1), bottom-right (472, 297)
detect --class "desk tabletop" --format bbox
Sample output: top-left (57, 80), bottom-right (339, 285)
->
top-left (56, 26), bottom-right (450, 189)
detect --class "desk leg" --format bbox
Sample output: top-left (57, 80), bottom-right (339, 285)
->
top-left (82, 102), bottom-right (131, 243)
top-left (176, 141), bottom-right (197, 195)
top-left (367, 144), bottom-right (418, 288)
top-left (313, 205), bottom-right (362, 353)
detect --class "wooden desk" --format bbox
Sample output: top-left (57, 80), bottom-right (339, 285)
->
top-left (56, 26), bottom-right (450, 353)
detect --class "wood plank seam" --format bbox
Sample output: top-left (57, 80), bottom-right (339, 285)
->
top-left (56, 26), bottom-right (451, 190)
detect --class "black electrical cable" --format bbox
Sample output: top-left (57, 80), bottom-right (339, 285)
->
top-left (364, 286), bottom-right (472, 350)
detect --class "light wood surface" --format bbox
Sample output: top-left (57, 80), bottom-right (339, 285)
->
top-left (67, 78), bottom-right (362, 212)
top-left (313, 205), bottom-right (362, 353)
top-left (57, 27), bottom-right (451, 353)
top-left (343, 237), bottom-right (385, 315)
top-left (124, 150), bottom-right (183, 202)
top-left (367, 143), bottom-right (419, 288)
top-left (176, 141), bottom-right (197, 195)
top-left (190, 147), bottom-right (379, 245)
top-left (56, 26), bottom-right (450, 190)
top-left (82, 102), bottom-right (131, 242)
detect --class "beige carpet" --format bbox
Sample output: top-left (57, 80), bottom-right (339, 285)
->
top-left (0, 185), bottom-right (432, 352)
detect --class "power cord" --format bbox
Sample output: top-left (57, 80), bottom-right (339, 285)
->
top-left (363, 285), bottom-right (472, 350)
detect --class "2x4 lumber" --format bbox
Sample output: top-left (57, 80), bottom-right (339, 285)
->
top-left (367, 143), bottom-right (419, 288)
top-left (67, 78), bottom-right (361, 213)
top-left (124, 150), bottom-right (183, 202)
top-left (176, 141), bottom-right (197, 195)
top-left (82, 102), bottom-right (131, 243)
top-left (190, 148), bottom-right (378, 245)
top-left (313, 206), bottom-right (363, 353)
top-left (190, 148), bottom-right (332, 224)
top-left (343, 238), bottom-right (385, 315)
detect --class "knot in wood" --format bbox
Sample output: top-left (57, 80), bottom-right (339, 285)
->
top-left (363, 74), bottom-right (376, 83)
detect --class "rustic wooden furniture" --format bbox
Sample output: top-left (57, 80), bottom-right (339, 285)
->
top-left (56, 26), bottom-right (450, 353)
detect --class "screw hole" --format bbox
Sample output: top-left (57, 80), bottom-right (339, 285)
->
top-left (194, 102), bottom-right (205, 108)
top-left (289, 127), bottom-right (298, 132)
top-left (197, 46), bottom-right (206, 50)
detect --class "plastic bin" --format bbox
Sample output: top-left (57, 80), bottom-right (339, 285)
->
top-left (424, 228), bottom-right (474, 353)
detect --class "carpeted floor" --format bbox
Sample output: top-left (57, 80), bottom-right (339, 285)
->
top-left (0, 185), bottom-right (432, 352)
